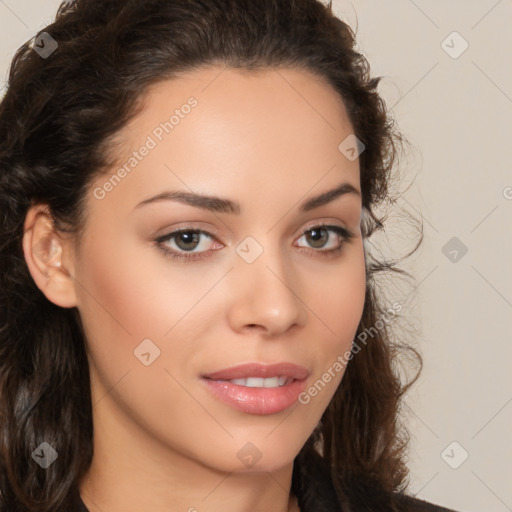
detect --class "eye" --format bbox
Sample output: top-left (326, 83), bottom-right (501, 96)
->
top-left (153, 223), bottom-right (354, 262)
top-left (294, 224), bottom-right (354, 258)
top-left (154, 229), bottom-right (219, 261)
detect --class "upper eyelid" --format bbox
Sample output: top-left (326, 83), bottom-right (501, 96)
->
top-left (162, 223), bottom-right (346, 235)
top-left (157, 219), bottom-right (352, 238)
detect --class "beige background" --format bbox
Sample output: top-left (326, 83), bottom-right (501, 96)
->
top-left (1, 1), bottom-right (511, 511)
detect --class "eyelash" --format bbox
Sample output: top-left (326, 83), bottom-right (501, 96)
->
top-left (153, 223), bottom-right (354, 262)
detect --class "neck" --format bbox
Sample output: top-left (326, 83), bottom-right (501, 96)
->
top-left (78, 398), bottom-right (300, 512)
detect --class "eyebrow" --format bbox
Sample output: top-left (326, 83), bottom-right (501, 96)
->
top-left (134, 182), bottom-right (360, 214)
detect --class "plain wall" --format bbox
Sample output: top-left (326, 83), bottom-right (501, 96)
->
top-left (1, 1), bottom-right (511, 511)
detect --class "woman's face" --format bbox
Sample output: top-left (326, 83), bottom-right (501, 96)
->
top-left (69, 65), bottom-right (366, 474)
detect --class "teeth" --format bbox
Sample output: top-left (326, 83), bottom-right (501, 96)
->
top-left (229, 376), bottom-right (290, 388)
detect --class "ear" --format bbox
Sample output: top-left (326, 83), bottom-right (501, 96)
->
top-left (22, 203), bottom-right (78, 308)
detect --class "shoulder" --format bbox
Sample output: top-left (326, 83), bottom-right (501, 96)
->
top-left (292, 450), bottom-right (460, 512)
top-left (341, 474), bottom-right (460, 512)
top-left (392, 492), bottom-right (460, 512)
top-left (340, 471), bottom-right (460, 512)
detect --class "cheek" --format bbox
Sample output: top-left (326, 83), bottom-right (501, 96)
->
top-left (75, 230), bottom-right (210, 337)
top-left (73, 234), bottom-right (210, 437)
top-left (73, 232), bottom-right (165, 386)
top-left (73, 231), bottom-right (224, 384)
top-left (301, 244), bottom-right (366, 401)
top-left (312, 243), bottom-right (367, 347)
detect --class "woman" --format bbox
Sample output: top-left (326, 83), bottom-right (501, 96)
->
top-left (0, 0), bottom-right (459, 511)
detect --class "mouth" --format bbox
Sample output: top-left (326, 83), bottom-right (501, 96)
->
top-left (201, 362), bottom-right (309, 415)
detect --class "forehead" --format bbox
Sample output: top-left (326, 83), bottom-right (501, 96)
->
top-left (88, 65), bottom-right (360, 219)
top-left (114, 64), bottom-right (354, 158)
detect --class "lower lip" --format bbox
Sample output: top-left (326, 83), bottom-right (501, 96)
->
top-left (201, 378), bottom-right (307, 415)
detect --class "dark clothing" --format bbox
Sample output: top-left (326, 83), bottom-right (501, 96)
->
top-left (291, 450), bottom-right (457, 512)
top-left (74, 452), bottom-right (458, 512)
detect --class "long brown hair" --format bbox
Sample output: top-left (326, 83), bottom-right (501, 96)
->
top-left (0, 0), bottom-right (422, 510)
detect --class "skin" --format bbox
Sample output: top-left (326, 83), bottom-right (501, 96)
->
top-left (22, 65), bottom-right (366, 512)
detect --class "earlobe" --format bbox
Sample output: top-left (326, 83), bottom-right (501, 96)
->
top-left (22, 204), bottom-right (78, 308)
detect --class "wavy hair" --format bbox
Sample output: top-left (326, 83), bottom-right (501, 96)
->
top-left (0, 0), bottom-right (422, 510)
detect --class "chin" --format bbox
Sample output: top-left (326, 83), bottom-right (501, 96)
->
top-left (211, 433), bottom-right (308, 474)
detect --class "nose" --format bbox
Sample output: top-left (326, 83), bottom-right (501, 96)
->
top-left (226, 249), bottom-right (307, 338)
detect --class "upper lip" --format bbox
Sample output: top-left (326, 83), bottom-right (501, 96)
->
top-left (202, 362), bottom-right (309, 381)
